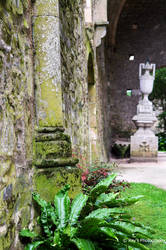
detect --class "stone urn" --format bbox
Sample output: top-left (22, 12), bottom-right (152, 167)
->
top-left (139, 62), bottom-right (156, 103)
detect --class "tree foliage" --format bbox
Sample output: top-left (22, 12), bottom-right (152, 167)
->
top-left (150, 67), bottom-right (166, 103)
top-left (150, 67), bottom-right (166, 131)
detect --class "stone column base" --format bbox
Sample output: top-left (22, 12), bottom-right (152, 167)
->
top-left (34, 167), bottom-right (81, 201)
top-left (33, 127), bottom-right (81, 200)
top-left (130, 135), bottom-right (158, 162)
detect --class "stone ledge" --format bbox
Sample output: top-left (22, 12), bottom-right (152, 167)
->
top-left (95, 21), bottom-right (109, 27)
top-left (35, 140), bottom-right (72, 159)
top-left (35, 126), bottom-right (65, 133)
top-left (130, 157), bottom-right (158, 163)
top-left (35, 132), bottom-right (70, 142)
top-left (34, 157), bottom-right (79, 168)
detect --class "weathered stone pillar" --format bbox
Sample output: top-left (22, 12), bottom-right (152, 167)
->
top-left (32, 0), bottom-right (81, 200)
top-left (33, 0), bottom-right (63, 127)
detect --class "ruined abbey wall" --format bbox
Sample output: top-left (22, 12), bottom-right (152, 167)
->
top-left (59, 0), bottom-right (90, 163)
top-left (0, 1), bottom-right (85, 249)
top-left (0, 0), bottom-right (99, 248)
top-left (0, 1), bottom-right (34, 249)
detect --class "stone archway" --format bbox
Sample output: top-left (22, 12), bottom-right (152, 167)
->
top-left (107, 0), bottom-right (127, 48)
top-left (105, 0), bottom-right (166, 147)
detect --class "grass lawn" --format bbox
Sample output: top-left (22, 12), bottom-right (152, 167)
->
top-left (121, 183), bottom-right (166, 249)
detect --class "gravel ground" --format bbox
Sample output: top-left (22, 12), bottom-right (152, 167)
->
top-left (114, 152), bottom-right (166, 190)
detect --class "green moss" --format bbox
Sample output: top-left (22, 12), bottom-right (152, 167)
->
top-left (34, 129), bottom-right (79, 167)
top-left (86, 30), bottom-right (93, 60)
top-left (3, 0), bottom-right (24, 15)
top-left (34, 0), bottom-right (59, 16)
top-left (17, 33), bottom-right (25, 50)
top-left (34, 15), bottom-right (63, 127)
top-left (36, 140), bottom-right (72, 159)
top-left (34, 167), bottom-right (81, 201)
top-left (34, 157), bottom-right (79, 168)
top-left (20, 207), bottom-right (31, 229)
top-left (14, 176), bottom-right (32, 208)
top-left (14, 0), bottom-right (23, 15)
top-left (39, 79), bottom-right (63, 127)
top-left (0, 236), bottom-right (10, 250)
top-left (0, 1), bottom-right (34, 248)
top-left (35, 132), bottom-right (70, 142)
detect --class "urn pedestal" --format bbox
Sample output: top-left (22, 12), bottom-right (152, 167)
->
top-left (130, 62), bottom-right (158, 162)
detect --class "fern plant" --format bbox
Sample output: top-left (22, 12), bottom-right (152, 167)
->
top-left (20, 174), bottom-right (153, 250)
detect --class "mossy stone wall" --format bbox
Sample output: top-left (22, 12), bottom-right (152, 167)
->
top-left (34, 167), bottom-right (81, 202)
top-left (0, 1), bottom-right (101, 249)
top-left (59, 0), bottom-right (90, 164)
top-left (0, 1), bottom-right (34, 249)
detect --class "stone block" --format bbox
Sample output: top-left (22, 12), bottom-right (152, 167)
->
top-left (94, 0), bottom-right (107, 23)
top-left (33, 167), bottom-right (82, 201)
top-left (130, 135), bottom-right (158, 162)
top-left (34, 129), bottom-right (79, 168)
top-left (34, 0), bottom-right (59, 17)
top-left (35, 140), bottom-right (72, 159)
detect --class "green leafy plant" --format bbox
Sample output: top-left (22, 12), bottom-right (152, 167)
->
top-left (20, 174), bottom-right (153, 250)
top-left (80, 162), bottom-right (128, 195)
top-left (157, 132), bottom-right (166, 151)
top-left (111, 143), bottom-right (130, 158)
top-left (81, 163), bottom-right (113, 185)
top-left (77, 161), bottom-right (117, 193)
top-left (157, 112), bottom-right (166, 131)
top-left (149, 67), bottom-right (166, 131)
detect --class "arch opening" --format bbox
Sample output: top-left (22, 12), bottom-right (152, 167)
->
top-left (104, 0), bottom-right (166, 150)
top-left (87, 53), bottom-right (98, 163)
